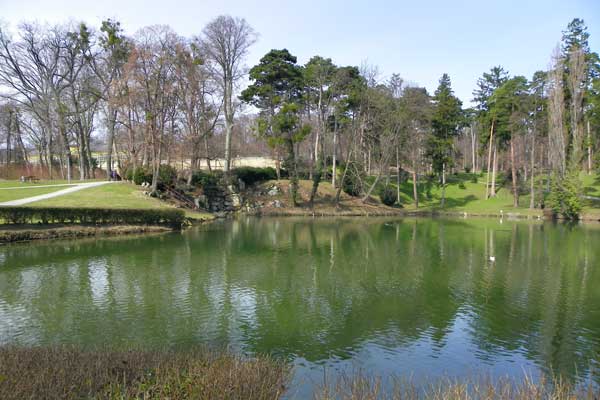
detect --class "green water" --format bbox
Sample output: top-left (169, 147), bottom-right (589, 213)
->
top-left (1, 217), bottom-right (599, 393)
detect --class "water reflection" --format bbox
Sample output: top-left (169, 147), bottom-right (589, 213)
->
top-left (0, 217), bottom-right (599, 386)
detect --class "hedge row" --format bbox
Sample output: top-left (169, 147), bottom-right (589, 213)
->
top-left (0, 207), bottom-right (185, 229)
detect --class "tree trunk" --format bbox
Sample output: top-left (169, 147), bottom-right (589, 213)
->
top-left (412, 167), bottom-right (418, 208)
top-left (491, 144), bottom-right (497, 198)
top-left (106, 107), bottom-right (117, 180)
top-left (395, 148), bottom-right (401, 206)
top-left (331, 117), bottom-right (338, 188)
top-left (361, 151), bottom-right (392, 203)
top-left (587, 119), bottom-right (592, 175)
top-left (510, 135), bottom-right (518, 208)
top-left (529, 132), bottom-right (536, 209)
top-left (284, 137), bottom-right (298, 206)
top-left (441, 162), bottom-right (446, 208)
top-left (334, 139), bottom-right (355, 208)
top-left (5, 109), bottom-right (12, 166)
top-left (485, 121), bottom-right (494, 199)
top-left (223, 81), bottom-right (234, 173)
top-left (471, 125), bottom-right (476, 173)
top-left (58, 110), bottom-right (72, 183)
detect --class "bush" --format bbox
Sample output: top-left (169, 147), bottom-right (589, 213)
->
top-left (158, 164), bottom-right (177, 186)
top-left (470, 174), bottom-right (478, 184)
top-left (547, 171), bottom-right (582, 220)
top-left (0, 207), bottom-right (185, 229)
top-left (191, 170), bottom-right (222, 191)
top-left (232, 167), bottom-right (277, 186)
top-left (132, 167), bottom-right (153, 185)
top-left (379, 186), bottom-right (397, 206)
top-left (124, 167), bottom-right (134, 182)
top-left (342, 168), bottom-right (363, 197)
top-left (458, 182), bottom-right (466, 189)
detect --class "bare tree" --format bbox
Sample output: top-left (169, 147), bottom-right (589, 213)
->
top-left (548, 49), bottom-right (566, 176)
top-left (200, 15), bottom-right (256, 173)
top-left (128, 25), bottom-right (179, 192)
top-left (173, 40), bottom-right (221, 172)
top-left (567, 47), bottom-right (586, 168)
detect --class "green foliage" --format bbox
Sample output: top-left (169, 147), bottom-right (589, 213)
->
top-left (427, 73), bottom-right (463, 174)
top-left (158, 164), bottom-right (177, 186)
top-left (240, 49), bottom-right (304, 109)
top-left (191, 170), bottom-right (222, 191)
top-left (458, 182), bottom-right (466, 190)
top-left (470, 174), bottom-right (479, 184)
top-left (232, 167), bottom-right (277, 186)
top-left (379, 186), bottom-right (397, 206)
top-left (488, 76), bottom-right (529, 145)
top-left (0, 207), bottom-right (185, 228)
top-left (132, 167), bottom-right (153, 185)
top-left (241, 49), bottom-right (310, 207)
top-left (547, 171), bottom-right (582, 220)
top-left (342, 166), bottom-right (363, 197)
top-left (123, 168), bottom-right (132, 181)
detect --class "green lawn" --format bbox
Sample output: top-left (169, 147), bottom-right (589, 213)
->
top-left (0, 179), bottom-right (99, 188)
top-left (383, 171), bottom-right (600, 217)
top-left (28, 182), bottom-right (213, 221)
top-left (0, 186), bottom-right (71, 203)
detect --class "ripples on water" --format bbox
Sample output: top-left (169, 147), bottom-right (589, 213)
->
top-left (0, 217), bottom-right (599, 392)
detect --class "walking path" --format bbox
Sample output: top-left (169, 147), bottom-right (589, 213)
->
top-left (0, 181), bottom-right (112, 206)
top-left (0, 183), bottom-right (86, 190)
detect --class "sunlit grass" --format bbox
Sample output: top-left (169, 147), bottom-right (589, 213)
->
top-left (0, 186), bottom-right (69, 202)
top-left (27, 182), bottom-right (213, 220)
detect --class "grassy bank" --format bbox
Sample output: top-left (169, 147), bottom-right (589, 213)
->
top-left (248, 172), bottom-right (600, 221)
top-left (28, 182), bottom-right (213, 222)
top-left (316, 373), bottom-right (598, 400)
top-left (0, 224), bottom-right (172, 244)
top-left (0, 346), bottom-right (288, 400)
top-left (0, 347), bottom-right (596, 400)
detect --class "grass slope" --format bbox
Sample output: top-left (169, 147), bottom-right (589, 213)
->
top-left (28, 182), bottom-right (212, 221)
top-left (0, 186), bottom-right (69, 202)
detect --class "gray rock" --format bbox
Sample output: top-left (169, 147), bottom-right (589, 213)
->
top-left (267, 185), bottom-right (281, 196)
top-left (230, 194), bottom-right (242, 207)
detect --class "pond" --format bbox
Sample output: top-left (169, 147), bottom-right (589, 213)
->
top-left (1, 217), bottom-right (599, 396)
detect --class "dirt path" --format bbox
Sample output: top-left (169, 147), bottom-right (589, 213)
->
top-left (0, 181), bottom-right (112, 206)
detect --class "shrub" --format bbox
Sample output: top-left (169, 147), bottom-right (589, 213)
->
top-left (158, 164), bottom-right (177, 186)
top-left (458, 182), bottom-right (466, 189)
top-left (232, 167), bottom-right (277, 186)
top-left (123, 166), bottom-right (134, 181)
top-left (342, 167), bottom-right (363, 197)
top-left (547, 171), bottom-right (582, 220)
top-left (470, 174), bottom-right (478, 183)
top-left (0, 207), bottom-right (185, 229)
top-left (191, 170), bottom-right (222, 191)
top-left (379, 186), bottom-right (397, 206)
top-left (132, 167), bottom-right (153, 185)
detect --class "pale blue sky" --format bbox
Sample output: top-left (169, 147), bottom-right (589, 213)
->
top-left (1, 0), bottom-right (599, 104)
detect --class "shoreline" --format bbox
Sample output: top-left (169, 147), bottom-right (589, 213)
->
top-left (253, 207), bottom-right (600, 223)
top-left (0, 224), bottom-right (175, 244)
top-left (0, 345), bottom-right (595, 400)
top-left (2, 208), bottom-right (599, 244)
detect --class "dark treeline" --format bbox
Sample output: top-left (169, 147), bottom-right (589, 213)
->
top-left (0, 17), bottom-right (598, 217)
